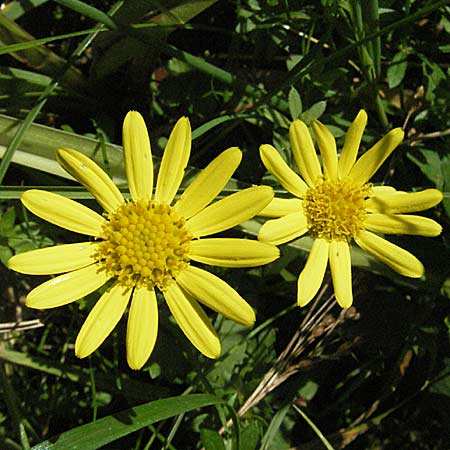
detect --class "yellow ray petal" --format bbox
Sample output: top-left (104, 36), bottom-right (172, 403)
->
top-left (56, 147), bottom-right (124, 214)
top-left (187, 186), bottom-right (273, 238)
top-left (312, 120), bottom-right (338, 181)
top-left (297, 239), bottom-right (329, 307)
top-left (338, 110), bottom-right (367, 179)
top-left (355, 229), bottom-right (424, 278)
top-left (75, 283), bottom-right (131, 359)
top-left (258, 212), bottom-right (308, 245)
top-left (289, 120), bottom-right (322, 186)
top-left (190, 238), bottom-right (279, 267)
top-left (365, 213), bottom-right (442, 236)
top-left (348, 128), bottom-right (404, 185)
top-left (329, 240), bottom-right (352, 308)
top-left (164, 282), bottom-right (220, 359)
top-left (260, 144), bottom-right (308, 197)
top-left (174, 147), bottom-right (242, 219)
top-left (8, 242), bottom-right (97, 275)
top-left (126, 287), bottom-right (158, 370)
top-left (123, 111), bottom-right (153, 201)
top-left (259, 197), bottom-right (303, 217)
top-left (154, 117), bottom-right (191, 204)
top-left (177, 266), bottom-right (255, 326)
top-left (371, 185), bottom-right (397, 195)
top-left (26, 264), bottom-right (111, 309)
top-left (22, 190), bottom-right (105, 237)
top-left (366, 189), bottom-right (443, 214)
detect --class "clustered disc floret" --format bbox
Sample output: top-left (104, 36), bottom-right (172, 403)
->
top-left (303, 178), bottom-right (372, 242)
top-left (96, 199), bottom-right (192, 290)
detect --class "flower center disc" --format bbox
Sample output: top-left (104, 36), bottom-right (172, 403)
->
top-left (303, 178), bottom-right (370, 242)
top-left (96, 200), bottom-right (192, 290)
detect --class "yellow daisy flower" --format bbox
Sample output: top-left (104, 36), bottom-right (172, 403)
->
top-left (9, 111), bottom-right (279, 369)
top-left (258, 110), bottom-right (442, 309)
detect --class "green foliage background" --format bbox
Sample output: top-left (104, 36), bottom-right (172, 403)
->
top-left (0, 0), bottom-right (449, 449)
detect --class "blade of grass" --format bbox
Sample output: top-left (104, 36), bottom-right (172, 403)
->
top-left (30, 394), bottom-right (222, 450)
top-left (260, 402), bottom-right (291, 450)
top-left (2, 0), bottom-right (49, 21)
top-left (293, 404), bottom-right (335, 450)
top-left (0, 114), bottom-right (125, 183)
top-left (257, 0), bottom-right (449, 113)
top-left (53, 0), bottom-right (117, 29)
top-left (0, 27), bottom-right (102, 57)
top-left (0, 13), bottom-right (88, 93)
top-left (0, 348), bottom-right (170, 403)
top-left (0, 1), bottom-right (124, 185)
top-left (0, 361), bottom-right (31, 449)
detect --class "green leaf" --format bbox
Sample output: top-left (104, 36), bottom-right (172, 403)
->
top-left (240, 421), bottom-right (261, 450)
top-left (0, 245), bottom-right (12, 265)
top-left (200, 428), bottom-right (226, 450)
top-left (387, 50), bottom-right (408, 88)
top-left (30, 394), bottom-right (222, 450)
top-left (0, 207), bottom-right (15, 232)
top-left (288, 86), bottom-right (302, 120)
top-left (408, 148), bottom-right (450, 216)
top-left (0, 114), bottom-right (126, 187)
top-left (0, 13), bottom-right (88, 93)
top-left (53, 0), bottom-right (117, 29)
top-left (260, 403), bottom-right (291, 450)
top-left (300, 101), bottom-right (327, 124)
top-left (1, 0), bottom-right (49, 21)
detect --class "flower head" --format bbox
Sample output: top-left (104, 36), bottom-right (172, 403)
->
top-left (258, 110), bottom-right (442, 308)
top-left (9, 111), bottom-right (279, 369)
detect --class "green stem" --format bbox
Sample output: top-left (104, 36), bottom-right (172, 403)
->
top-left (350, 0), bottom-right (389, 129)
top-left (260, 0), bottom-right (449, 115)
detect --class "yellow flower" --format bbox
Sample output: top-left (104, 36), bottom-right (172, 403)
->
top-left (258, 110), bottom-right (442, 309)
top-left (9, 111), bottom-right (279, 369)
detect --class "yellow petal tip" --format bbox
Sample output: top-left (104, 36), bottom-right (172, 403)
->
top-left (127, 358), bottom-right (145, 371)
top-left (390, 127), bottom-right (405, 142)
top-left (336, 296), bottom-right (352, 309)
top-left (297, 296), bottom-right (313, 308)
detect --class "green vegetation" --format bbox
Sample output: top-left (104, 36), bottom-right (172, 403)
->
top-left (0, 1), bottom-right (449, 449)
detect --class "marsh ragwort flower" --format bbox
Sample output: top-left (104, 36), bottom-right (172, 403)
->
top-left (9, 111), bottom-right (279, 369)
top-left (258, 110), bottom-right (442, 309)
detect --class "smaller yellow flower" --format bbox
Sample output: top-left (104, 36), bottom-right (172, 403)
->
top-left (9, 111), bottom-right (279, 369)
top-left (258, 110), bottom-right (442, 308)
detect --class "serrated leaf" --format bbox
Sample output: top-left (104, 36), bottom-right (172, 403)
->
top-left (387, 50), bottom-right (408, 88)
top-left (288, 86), bottom-right (302, 120)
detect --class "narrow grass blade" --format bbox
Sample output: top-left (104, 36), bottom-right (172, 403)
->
top-left (293, 404), bottom-right (335, 450)
top-left (0, 114), bottom-right (126, 183)
top-left (30, 394), bottom-right (222, 450)
top-left (54, 0), bottom-right (117, 29)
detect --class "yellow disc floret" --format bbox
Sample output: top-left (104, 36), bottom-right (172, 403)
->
top-left (96, 200), bottom-right (192, 290)
top-left (303, 178), bottom-right (371, 242)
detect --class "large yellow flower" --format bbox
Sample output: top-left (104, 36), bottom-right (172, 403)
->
top-left (9, 111), bottom-right (279, 369)
top-left (258, 110), bottom-right (442, 309)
